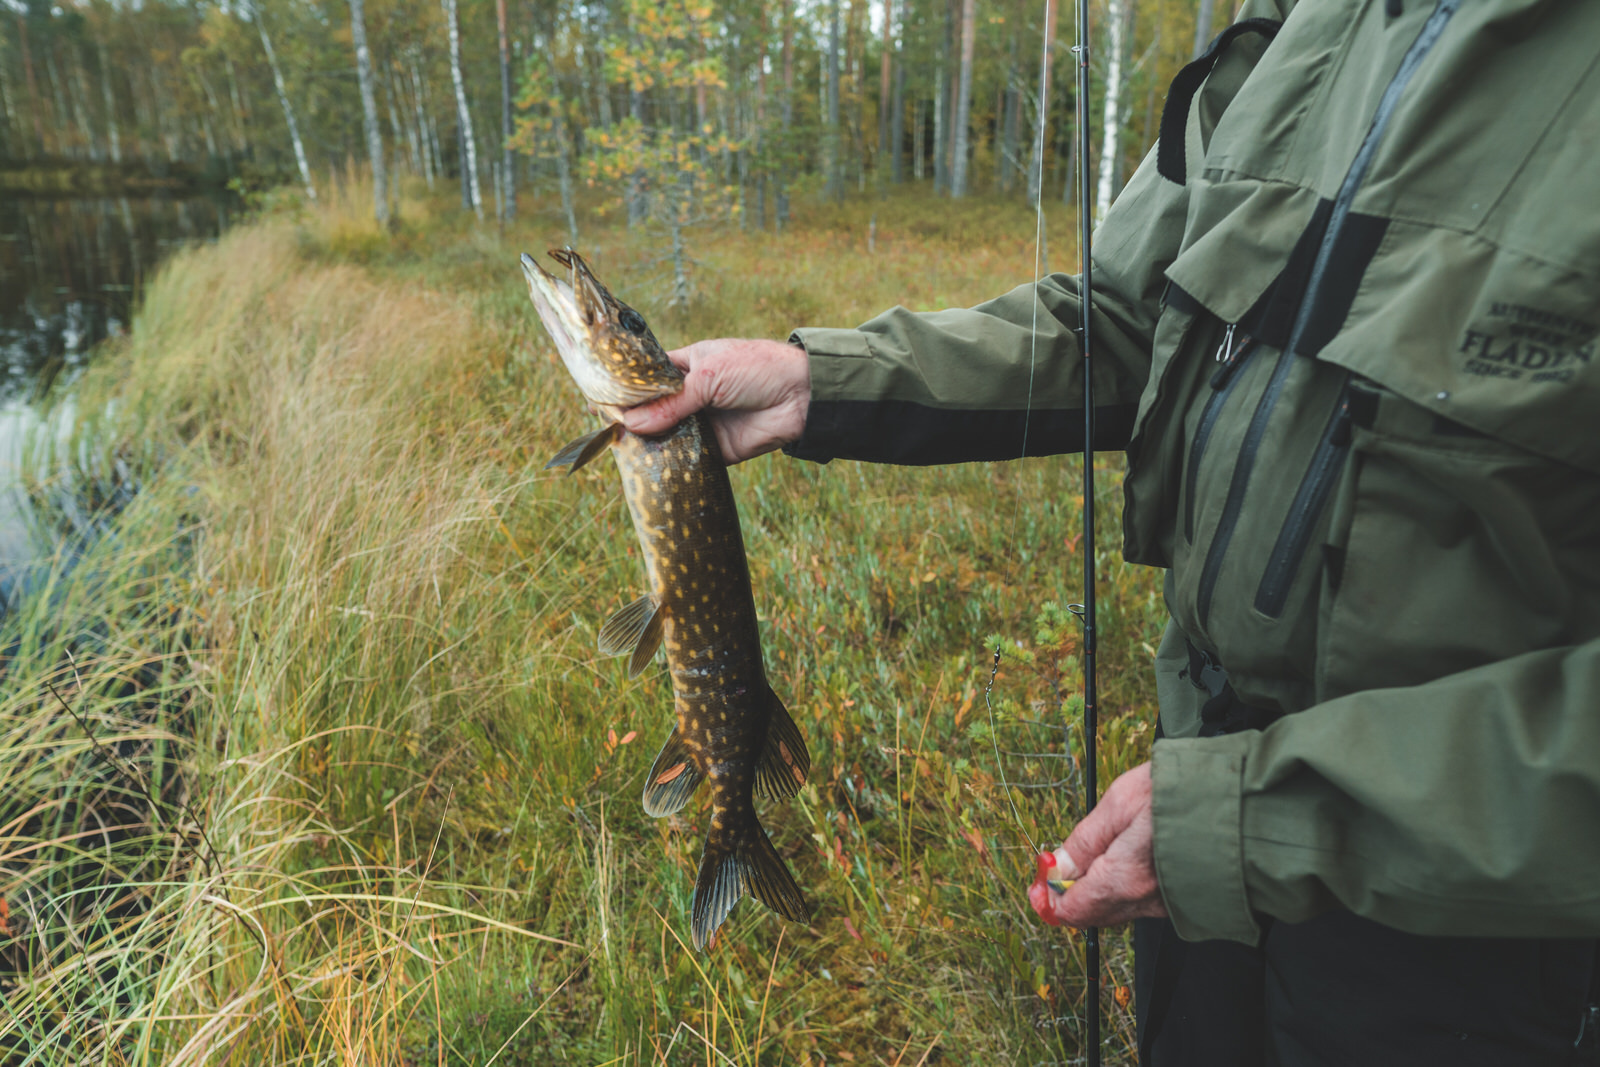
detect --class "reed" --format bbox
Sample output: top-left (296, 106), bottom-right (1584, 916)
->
top-left (2, 177), bottom-right (1164, 1064)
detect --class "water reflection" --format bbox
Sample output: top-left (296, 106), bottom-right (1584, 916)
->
top-left (0, 195), bottom-right (229, 594)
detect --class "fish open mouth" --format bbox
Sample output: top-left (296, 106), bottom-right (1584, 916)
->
top-left (519, 252), bottom-right (588, 363)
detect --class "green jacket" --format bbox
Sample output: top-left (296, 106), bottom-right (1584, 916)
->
top-left (790, 0), bottom-right (1600, 945)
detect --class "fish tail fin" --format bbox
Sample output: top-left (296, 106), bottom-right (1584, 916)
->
top-left (690, 810), bottom-right (809, 951)
top-left (753, 687), bottom-right (811, 803)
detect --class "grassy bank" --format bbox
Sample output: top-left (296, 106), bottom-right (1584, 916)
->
top-left (3, 179), bottom-right (1166, 1064)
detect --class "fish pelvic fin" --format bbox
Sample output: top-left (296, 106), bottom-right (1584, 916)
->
top-left (642, 726), bottom-right (703, 817)
top-left (597, 594), bottom-right (664, 678)
top-left (690, 813), bottom-right (810, 951)
top-left (753, 688), bottom-right (811, 802)
top-left (545, 423), bottom-right (622, 474)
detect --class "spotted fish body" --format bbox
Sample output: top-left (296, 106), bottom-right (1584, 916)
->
top-left (520, 250), bottom-right (811, 950)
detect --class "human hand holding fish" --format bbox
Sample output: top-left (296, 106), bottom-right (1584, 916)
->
top-left (1029, 762), bottom-right (1168, 929)
top-left (621, 338), bottom-right (811, 464)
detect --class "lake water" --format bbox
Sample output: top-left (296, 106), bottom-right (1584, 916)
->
top-left (0, 195), bottom-right (231, 594)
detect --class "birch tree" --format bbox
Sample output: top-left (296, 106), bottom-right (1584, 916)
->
top-left (444, 0), bottom-right (482, 219)
top-left (1193, 0), bottom-right (1216, 58)
top-left (496, 0), bottom-right (514, 224)
top-left (1094, 0), bottom-right (1131, 223)
top-left (948, 0), bottom-right (974, 197)
top-left (824, 0), bottom-right (840, 201)
top-left (251, 1), bottom-right (315, 200)
top-left (1026, 0), bottom-right (1057, 206)
top-left (346, 0), bottom-right (388, 225)
top-left (878, 0), bottom-right (892, 179)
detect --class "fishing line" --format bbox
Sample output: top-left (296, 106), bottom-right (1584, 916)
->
top-left (981, 1), bottom-right (1105, 1060)
top-left (981, 0), bottom-right (1061, 862)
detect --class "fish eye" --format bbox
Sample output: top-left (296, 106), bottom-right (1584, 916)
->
top-left (618, 308), bottom-right (648, 336)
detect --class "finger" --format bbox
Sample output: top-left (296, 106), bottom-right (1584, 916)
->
top-left (1028, 880), bottom-right (1065, 927)
top-left (622, 370), bottom-right (708, 433)
top-left (662, 345), bottom-right (696, 373)
top-left (1062, 799), bottom-right (1132, 876)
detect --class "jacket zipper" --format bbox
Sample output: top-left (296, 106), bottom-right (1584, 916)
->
top-left (1183, 329), bottom-right (1255, 543)
top-left (1287, 0), bottom-right (1460, 357)
top-left (1253, 385), bottom-right (1352, 618)
top-left (1193, 0), bottom-right (1458, 628)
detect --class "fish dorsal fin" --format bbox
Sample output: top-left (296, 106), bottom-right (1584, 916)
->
top-left (753, 689), bottom-right (811, 802)
top-left (597, 594), bottom-right (664, 677)
top-left (690, 816), bottom-right (810, 951)
top-left (545, 423), bottom-right (621, 474)
top-left (642, 726), bottom-right (703, 817)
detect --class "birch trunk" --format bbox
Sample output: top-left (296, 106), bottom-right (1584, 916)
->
top-left (444, 0), bottom-right (483, 219)
top-left (408, 57), bottom-right (437, 188)
top-left (391, 68), bottom-right (421, 175)
top-left (1026, 0), bottom-right (1057, 206)
top-left (878, 0), bottom-right (892, 178)
top-left (912, 96), bottom-right (923, 180)
top-left (776, 0), bottom-right (793, 230)
top-left (347, 0), bottom-right (389, 225)
top-left (891, 54), bottom-right (904, 183)
top-left (1193, 0), bottom-right (1217, 59)
top-left (948, 0), bottom-right (975, 197)
top-left (824, 0), bottom-right (841, 201)
top-left (496, 0), bottom-right (515, 224)
top-left (253, 3), bottom-right (314, 198)
top-left (1094, 0), bottom-right (1130, 224)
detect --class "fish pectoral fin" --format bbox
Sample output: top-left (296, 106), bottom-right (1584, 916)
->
top-left (753, 689), bottom-right (812, 802)
top-left (690, 817), bottom-right (810, 952)
top-left (642, 727), bottom-right (703, 817)
top-left (545, 423), bottom-right (621, 473)
top-left (597, 594), bottom-right (664, 678)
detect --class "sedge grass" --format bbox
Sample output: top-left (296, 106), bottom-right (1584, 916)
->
top-left (1, 174), bottom-right (1166, 1064)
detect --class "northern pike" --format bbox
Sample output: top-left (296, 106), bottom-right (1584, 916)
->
top-left (520, 249), bottom-right (811, 950)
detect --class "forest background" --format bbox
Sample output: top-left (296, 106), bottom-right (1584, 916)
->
top-left (4, 0), bottom-right (1231, 1064)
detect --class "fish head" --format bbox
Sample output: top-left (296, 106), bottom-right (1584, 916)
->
top-left (520, 249), bottom-right (683, 409)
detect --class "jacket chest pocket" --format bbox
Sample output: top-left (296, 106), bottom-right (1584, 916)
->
top-left (1317, 386), bottom-right (1600, 702)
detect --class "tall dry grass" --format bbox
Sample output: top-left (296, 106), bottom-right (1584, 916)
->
top-left (1, 176), bottom-right (1165, 1064)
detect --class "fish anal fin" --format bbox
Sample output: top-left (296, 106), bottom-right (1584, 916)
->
top-left (642, 726), bottom-right (703, 817)
top-left (753, 689), bottom-right (812, 802)
top-left (545, 423), bottom-right (621, 473)
top-left (690, 816), bottom-right (810, 952)
top-left (597, 594), bottom-right (663, 677)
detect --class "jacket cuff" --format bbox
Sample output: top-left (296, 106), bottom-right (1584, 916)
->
top-left (1151, 734), bottom-right (1262, 945)
top-left (783, 327), bottom-right (875, 463)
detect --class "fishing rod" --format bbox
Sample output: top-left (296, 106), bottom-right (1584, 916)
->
top-left (1071, 0), bottom-right (1101, 1057)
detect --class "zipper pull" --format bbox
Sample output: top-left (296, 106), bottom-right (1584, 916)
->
top-left (1209, 331), bottom-right (1252, 389)
top-left (1214, 322), bottom-right (1237, 363)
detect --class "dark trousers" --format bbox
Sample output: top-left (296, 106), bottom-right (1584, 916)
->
top-left (1135, 911), bottom-right (1600, 1066)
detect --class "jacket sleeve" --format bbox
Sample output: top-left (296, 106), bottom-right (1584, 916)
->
top-left (1152, 639), bottom-right (1600, 943)
top-left (784, 0), bottom-right (1291, 467)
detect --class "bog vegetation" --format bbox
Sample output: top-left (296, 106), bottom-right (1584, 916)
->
top-left (1, 174), bottom-right (1169, 1063)
top-left (2, 0), bottom-right (1219, 1058)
